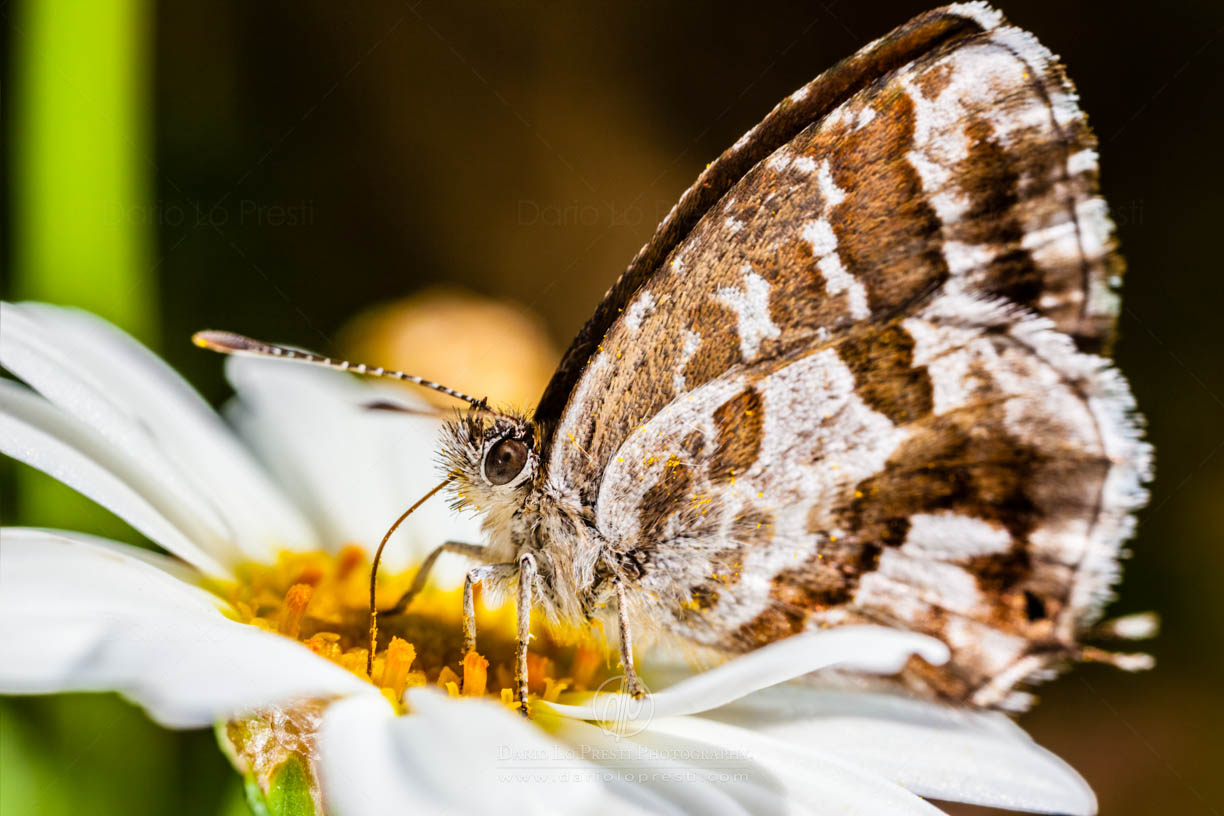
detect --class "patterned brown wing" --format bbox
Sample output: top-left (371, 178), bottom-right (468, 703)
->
top-left (537, 3), bottom-right (1123, 499)
top-left (534, 3), bottom-right (1150, 708)
top-left (586, 303), bottom-right (1148, 708)
top-left (536, 5), bottom-right (989, 433)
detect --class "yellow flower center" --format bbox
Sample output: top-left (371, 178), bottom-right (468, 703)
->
top-left (217, 547), bottom-right (617, 714)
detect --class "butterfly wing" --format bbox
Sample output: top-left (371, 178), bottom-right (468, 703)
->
top-left (534, 4), bottom-right (1150, 708)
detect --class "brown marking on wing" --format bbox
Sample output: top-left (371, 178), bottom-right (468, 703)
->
top-left (637, 461), bottom-right (693, 543)
top-left (732, 603), bottom-right (808, 646)
top-left (900, 649), bottom-right (976, 703)
top-left (678, 505), bottom-right (776, 624)
top-left (842, 391), bottom-right (1112, 632)
top-left (680, 428), bottom-right (706, 458)
top-left (963, 546), bottom-right (1059, 632)
top-left (731, 511), bottom-right (881, 650)
top-left (915, 59), bottom-right (954, 99)
top-left (710, 387), bottom-right (764, 481)
top-left (681, 300), bottom-right (743, 391)
top-left (843, 408), bottom-right (1043, 545)
top-left (826, 88), bottom-right (951, 316)
top-left (954, 119), bottom-right (1044, 311)
top-left (967, 547), bottom-right (1032, 597)
top-left (771, 567), bottom-right (855, 611)
top-left (755, 236), bottom-right (847, 343)
top-left (685, 583), bottom-right (721, 615)
top-left (754, 555), bottom-right (858, 648)
top-left (836, 320), bottom-right (934, 424)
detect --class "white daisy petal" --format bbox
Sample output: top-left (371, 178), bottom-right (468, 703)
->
top-left (1, 305), bottom-right (238, 543)
top-left (2, 301), bottom-right (317, 561)
top-left (625, 727), bottom-right (834, 816)
top-left (0, 529), bottom-right (372, 727)
top-left (317, 696), bottom-right (446, 816)
top-left (0, 381), bottom-right (233, 574)
top-left (226, 357), bottom-right (480, 577)
top-left (637, 715), bottom-right (947, 816)
top-left (547, 716), bottom-right (757, 816)
top-left (15, 526), bottom-right (208, 590)
top-left (708, 686), bottom-right (1097, 815)
top-left (224, 358), bottom-right (400, 550)
top-left (545, 626), bottom-right (949, 721)
top-left (320, 691), bottom-right (644, 816)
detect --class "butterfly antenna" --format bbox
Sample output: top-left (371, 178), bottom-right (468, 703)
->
top-left (367, 476), bottom-right (454, 676)
top-left (192, 329), bottom-right (481, 406)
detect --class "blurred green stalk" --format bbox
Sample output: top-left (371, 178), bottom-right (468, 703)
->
top-left (10, 0), bottom-right (156, 538)
top-left (12, 0), bottom-right (156, 339)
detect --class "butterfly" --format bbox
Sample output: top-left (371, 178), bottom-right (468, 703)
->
top-left (197, 2), bottom-right (1154, 715)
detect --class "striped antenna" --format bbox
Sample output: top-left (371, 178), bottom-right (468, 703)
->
top-left (192, 330), bottom-right (482, 406)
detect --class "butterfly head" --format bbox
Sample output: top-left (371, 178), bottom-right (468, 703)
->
top-left (441, 404), bottom-right (540, 514)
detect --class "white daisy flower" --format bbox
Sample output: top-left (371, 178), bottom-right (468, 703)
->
top-left (0, 301), bottom-right (1097, 815)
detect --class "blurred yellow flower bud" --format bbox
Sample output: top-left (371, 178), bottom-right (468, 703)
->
top-left (340, 288), bottom-right (559, 412)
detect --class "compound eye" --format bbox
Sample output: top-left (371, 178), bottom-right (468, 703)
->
top-left (484, 437), bottom-right (528, 485)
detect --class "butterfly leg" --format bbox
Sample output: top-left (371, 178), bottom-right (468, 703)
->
top-left (385, 540), bottom-right (486, 616)
top-left (461, 561), bottom-right (516, 654)
top-left (613, 577), bottom-right (646, 699)
top-left (514, 553), bottom-right (537, 716)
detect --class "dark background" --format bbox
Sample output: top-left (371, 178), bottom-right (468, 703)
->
top-left (3, 2), bottom-right (1222, 814)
